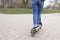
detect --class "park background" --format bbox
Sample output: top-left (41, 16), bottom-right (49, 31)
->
top-left (0, 0), bottom-right (60, 14)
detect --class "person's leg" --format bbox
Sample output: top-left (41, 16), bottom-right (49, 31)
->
top-left (32, 1), bottom-right (39, 27)
top-left (38, 2), bottom-right (44, 25)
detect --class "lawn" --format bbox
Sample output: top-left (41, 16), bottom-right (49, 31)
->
top-left (0, 8), bottom-right (60, 14)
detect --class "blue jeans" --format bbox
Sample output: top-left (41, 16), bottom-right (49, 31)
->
top-left (32, 0), bottom-right (44, 27)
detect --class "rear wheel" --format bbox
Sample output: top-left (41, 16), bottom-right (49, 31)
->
top-left (31, 28), bottom-right (37, 37)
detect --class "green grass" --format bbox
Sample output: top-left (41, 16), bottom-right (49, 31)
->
top-left (43, 9), bottom-right (60, 14)
top-left (0, 8), bottom-right (32, 14)
top-left (0, 8), bottom-right (60, 14)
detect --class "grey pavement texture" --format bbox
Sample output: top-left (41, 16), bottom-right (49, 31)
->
top-left (0, 13), bottom-right (60, 40)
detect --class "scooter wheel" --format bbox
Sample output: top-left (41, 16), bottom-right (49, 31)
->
top-left (31, 28), bottom-right (36, 37)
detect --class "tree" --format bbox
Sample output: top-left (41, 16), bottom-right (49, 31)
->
top-left (23, 0), bottom-right (28, 8)
top-left (54, 0), bottom-right (60, 10)
top-left (1, 0), bottom-right (31, 8)
top-left (46, 0), bottom-right (60, 10)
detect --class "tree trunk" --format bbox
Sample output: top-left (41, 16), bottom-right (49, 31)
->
top-left (23, 0), bottom-right (28, 8)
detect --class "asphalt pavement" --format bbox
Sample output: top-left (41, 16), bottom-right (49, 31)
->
top-left (0, 13), bottom-right (60, 40)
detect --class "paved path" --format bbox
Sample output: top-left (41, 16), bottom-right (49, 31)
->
top-left (0, 13), bottom-right (60, 40)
